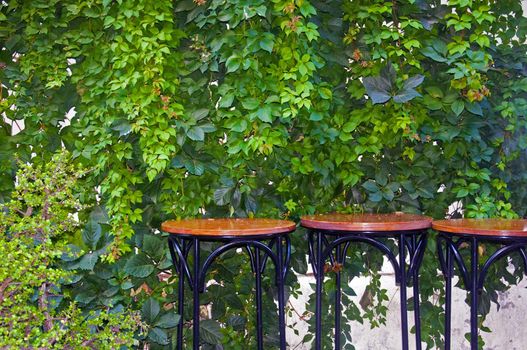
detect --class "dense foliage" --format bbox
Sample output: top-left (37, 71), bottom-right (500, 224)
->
top-left (1, 0), bottom-right (526, 349)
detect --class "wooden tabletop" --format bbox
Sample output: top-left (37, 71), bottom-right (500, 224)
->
top-left (432, 219), bottom-right (527, 237)
top-left (161, 218), bottom-right (296, 237)
top-left (300, 213), bottom-right (432, 232)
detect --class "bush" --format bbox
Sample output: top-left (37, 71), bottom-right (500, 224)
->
top-left (0, 152), bottom-right (140, 349)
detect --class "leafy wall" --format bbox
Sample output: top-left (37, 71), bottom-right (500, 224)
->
top-left (1, 0), bottom-right (526, 348)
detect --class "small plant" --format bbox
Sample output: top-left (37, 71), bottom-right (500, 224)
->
top-left (0, 151), bottom-right (141, 349)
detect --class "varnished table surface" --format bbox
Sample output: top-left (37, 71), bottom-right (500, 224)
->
top-left (300, 213), bottom-right (432, 232)
top-left (161, 218), bottom-right (296, 236)
top-left (432, 218), bottom-right (527, 237)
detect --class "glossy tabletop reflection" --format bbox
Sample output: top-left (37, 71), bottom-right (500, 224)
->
top-left (161, 218), bottom-right (296, 237)
top-left (300, 213), bottom-right (432, 232)
top-left (432, 219), bottom-right (527, 237)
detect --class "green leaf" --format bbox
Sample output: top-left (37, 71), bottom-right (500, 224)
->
top-left (362, 180), bottom-right (379, 192)
top-left (148, 327), bottom-right (169, 345)
top-left (155, 312), bottom-right (181, 328)
top-left (319, 87), bottom-right (333, 100)
top-left (451, 100), bottom-right (465, 116)
top-left (310, 112), bottom-right (323, 121)
top-left (183, 158), bottom-right (205, 176)
top-left (200, 319), bottom-right (223, 344)
top-left (124, 253), bottom-right (155, 278)
top-left (226, 55), bottom-right (241, 73)
top-left (142, 298), bottom-right (161, 323)
top-left (82, 220), bottom-right (102, 250)
top-left (187, 126), bottom-right (205, 141)
top-left (227, 315), bottom-right (246, 331)
top-left (143, 234), bottom-right (166, 261)
top-left (214, 187), bottom-right (232, 205)
top-left (191, 108), bottom-right (209, 121)
top-left (403, 75), bottom-right (424, 89)
top-left (219, 94), bottom-right (234, 108)
top-left (255, 106), bottom-right (272, 123)
top-left (466, 102), bottom-right (483, 116)
top-left (241, 98), bottom-right (260, 110)
top-left (363, 76), bottom-right (391, 104)
top-left (393, 89), bottom-right (421, 103)
top-left (77, 252), bottom-right (99, 270)
top-left (259, 36), bottom-right (274, 53)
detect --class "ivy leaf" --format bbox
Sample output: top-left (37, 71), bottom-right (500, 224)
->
top-left (183, 158), bottom-right (205, 176)
top-left (214, 187), bottom-right (232, 206)
top-left (362, 180), bottom-right (379, 192)
top-left (124, 253), bottom-right (155, 278)
top-left (241, 98), bottom-right (260, 110)
top-left (142, 298), bottom-right (161, 323)
top-left (77, 252), bottom-right (99, 270)
top-left (219, 93), bottom-right (234, 108)
top-left (259, 34), bottom-right (274, 53)
top-left (451, 100), bottom-right (465, 116)
top-left (155, 312), bottom-right (181, 328)
top-left (362, 76), bottom-right (391, 104)
top-left (148, 327), bottom-right (169, 345)
top-left (255, 106), bottom-right (272, 123)
top-left (393, 89), bottom-right (421, 103)
top-left (466, 102), bottom-right (483, 116)
top-left (187, 126), bottom-right (205, 141)
top-left (309, 111), bottom-right (323, 121)
top-left (143, 234), bottom-right (166, 262)
top-left (111, 120), bottom-right (132, 137)
top-left (402, 75), bottom-right (424, 90)
top-left (200, 319), bottom-right (223, 344)
top-left (227, 315), bottom-right (246, 331)
top-left (191, 108), bottom-right (209, 121)
top-left (226, 55), bottom-right (241, 73)
top-left (82, 220), bottom-right (102, 250)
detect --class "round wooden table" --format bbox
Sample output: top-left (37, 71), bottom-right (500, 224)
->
top-left (434, 218), bottom-right (527, 350)
top-left (301, 213), bottom-right (432, 350)
top-left (162, 218), bottom-right (296, 350)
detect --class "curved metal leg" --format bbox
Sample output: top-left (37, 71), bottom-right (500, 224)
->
top-left (469, 238), bottom-right (479, 350)
top-left (192, 238), bottom-right (201, 350)
top-left (399, 233), bottom-right (409, 350)
top-left (335, 242), bottom-right (342, 349)
top-left (314, 231), bottom-right (324, 350)
top-left (254, 247), bottom-right (264, 350)
top-left (410, 234), bottom-right (426, 350)
top-left (177, 242), bottom-right (186, 350)
top-left (276, 235), bottom-right (288, 350)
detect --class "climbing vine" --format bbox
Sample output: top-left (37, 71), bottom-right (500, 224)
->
top-left (1, 0), bottom-right (526, 348)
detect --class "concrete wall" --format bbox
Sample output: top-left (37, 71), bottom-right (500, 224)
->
top-left (286, 268), bottom-right (527, 349)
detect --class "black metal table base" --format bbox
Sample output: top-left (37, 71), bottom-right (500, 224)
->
top-left (168, 234), bottom-right (291, 350)
top-left (308, 230), bottom-right (428, 350)
top-left (437, 233), bottom-right (527, 350)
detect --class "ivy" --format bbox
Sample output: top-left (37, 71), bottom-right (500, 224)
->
top-left (1, 0), bottom-right (526, 348)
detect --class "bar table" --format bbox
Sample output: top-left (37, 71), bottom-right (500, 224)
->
top-left (162, 218), bottom-right (295, 350)
top-left (434, 218), bottom-right (527, 350)
top-left (301, 213), bottom-right (431, 350)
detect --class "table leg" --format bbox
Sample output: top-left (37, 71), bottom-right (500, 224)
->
top-left (335, 243), bottom-right (342, 349)
top-left (192, 238), bottom-right (201, 350)
top-left (276, 235), bottom-right (288, 350)
top-left (254, 247), bottom-right (264, 350)
top-left (411, 234), bottom-right (426, 350)
top-left (315, 231), bottom-right (324, 350)
top-left (470, 237), bottom-right (479, 350)
top-left (399, 233), bottom-right (409, 350)
top-left (444, 238), bottom-right (453, 350)
top-left (177, 243), bottom-right (185, 350)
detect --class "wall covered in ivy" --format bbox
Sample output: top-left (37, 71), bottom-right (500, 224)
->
top-left (1, 0), bottom-right (526, 348)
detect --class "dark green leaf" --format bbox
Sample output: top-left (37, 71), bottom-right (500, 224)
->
top-left (200, 319), bottom-right (223, 344)
top-left (124, 253), bottom-right (155, 278)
